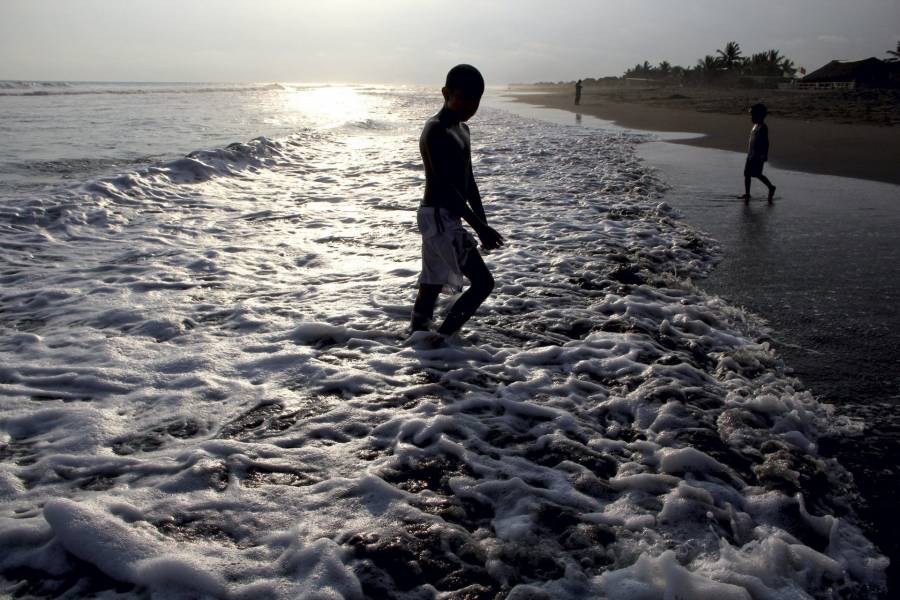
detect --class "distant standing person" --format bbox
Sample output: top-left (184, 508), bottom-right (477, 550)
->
top-left (574, 79), bottom-right (583, 105)
top-left (410, 64), bottom-right (504, 336)
top-left (742, 103), bottom-right (776, 202)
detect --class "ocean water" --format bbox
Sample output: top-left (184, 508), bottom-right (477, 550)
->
top-left (0, 82), bottom-right (888, 598)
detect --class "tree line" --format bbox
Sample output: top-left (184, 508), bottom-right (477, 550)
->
top-left (623, 41), bottom-right (797, 84)
top-left (532, 41), bottom-right (899, 87)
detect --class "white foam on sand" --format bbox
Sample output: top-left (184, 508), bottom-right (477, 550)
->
top-left (0, 88), bottom-right (887, 598)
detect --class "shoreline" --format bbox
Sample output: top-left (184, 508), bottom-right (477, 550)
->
top-left (506, 91), bottom-right (900, 186)
top-left (490, 96), bottom-right (900, 595)
top-left (636, 140), bottom-right (900, 595)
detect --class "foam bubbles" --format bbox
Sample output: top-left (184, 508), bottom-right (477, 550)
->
top-left (0, 88), bottom-right (886, 598)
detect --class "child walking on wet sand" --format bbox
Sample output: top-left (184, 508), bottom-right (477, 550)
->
top-left (409, 64), bottom-right (504, 336)
top-left (743, 103), bottom-right (776, 202)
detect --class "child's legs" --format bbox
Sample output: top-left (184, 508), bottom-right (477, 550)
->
top-left (755, 174), bottom-right (775, 190)
top-left (744, 176), bottom-right (751, 195)
top-left (411, 283), bottom-right (442, 331)
top-left (438, 249), bottom-right (494, 335)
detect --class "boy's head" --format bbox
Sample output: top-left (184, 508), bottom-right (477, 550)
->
top-left (749, 103), bottom-right (768, 123)
top-left (442, 64), bottom-right (484, 122)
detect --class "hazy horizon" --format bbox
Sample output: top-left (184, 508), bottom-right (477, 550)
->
top-left (1, 0), bottom-right (899, 84)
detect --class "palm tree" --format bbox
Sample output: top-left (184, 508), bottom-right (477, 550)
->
top-left (763, 50), bottom-right (797, 77)
top-left (743, 49), bottom-right (796, 77)
top-left (625, 61), bottom-right (655, 78)
top-left (745, 52), bottom-right (767, 75)
top-left (698, 55), bottom-right (721, 71)
top-left (657, 61), bottom-right (672, 77)
top-left (764, 50), bottom-right (794, 77)
top-left (696, 55), bottom-right (722, 82)
top-left (716, 41), bottom-right (744, 70)
top-left (779, 57), bottom-right (797, 78)
top-left (887, 41), bottom-right (900, 62)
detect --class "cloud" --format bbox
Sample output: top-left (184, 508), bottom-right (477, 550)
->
top-left (816, 34), bottom-right (849, 43)
top-left (2, 0), bottom-right (899, 82)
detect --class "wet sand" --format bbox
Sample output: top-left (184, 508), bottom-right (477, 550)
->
top-left (507, 91), bottom-right (900, 186)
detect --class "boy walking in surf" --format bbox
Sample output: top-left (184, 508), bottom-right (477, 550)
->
top-left (410, 64), bottom-right (504, 335)
top-left (742, 103), bottom-right (777, 202)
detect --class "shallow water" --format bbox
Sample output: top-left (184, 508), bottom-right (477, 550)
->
top-left (0, 83), bottom-right (889, 598)
top-left (492, 94), bottom-right (900, 595)
top-left (637, 140), bottom-right (900, 594)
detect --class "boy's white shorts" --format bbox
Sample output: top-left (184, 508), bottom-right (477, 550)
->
top-left (416, 206), bottom-right (477, 292)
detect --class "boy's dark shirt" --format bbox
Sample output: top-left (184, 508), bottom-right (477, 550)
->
top-left (748, 122), bottom-right (769, 161)
top-left (419, 106), bottom-right (485, 222)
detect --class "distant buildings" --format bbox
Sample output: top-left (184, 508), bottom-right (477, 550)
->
top-left (800, 57), bottom-right (900, 89)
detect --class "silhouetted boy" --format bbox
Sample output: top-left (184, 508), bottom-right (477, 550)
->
top-left (742, 103), bottom-right (776, 202)
top-left (410, 64), bottom-right (504, 335)
top-left (575, 79), bottom-right (583, 105)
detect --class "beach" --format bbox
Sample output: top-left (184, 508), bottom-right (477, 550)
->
top-left (507, 86), bottom-right (900, 185)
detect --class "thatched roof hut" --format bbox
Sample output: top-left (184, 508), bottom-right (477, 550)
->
top-left (801, 57), bottom-right (897, 88)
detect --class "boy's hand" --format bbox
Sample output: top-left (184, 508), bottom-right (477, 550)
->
top-left (477, 225), bottom-right (504, 250)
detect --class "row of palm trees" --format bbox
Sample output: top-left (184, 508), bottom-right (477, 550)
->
top-left (624, 41), bottom-right (797, 83)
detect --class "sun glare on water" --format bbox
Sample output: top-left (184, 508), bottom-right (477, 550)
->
top-left (283, 85), bottom-right (378, 130)
top-left (275, 84), bottom-right (414, 282)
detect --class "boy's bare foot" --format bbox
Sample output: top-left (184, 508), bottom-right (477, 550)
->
top-left (741, 193), bottom-right (751, 202)
top-left (768, 186), bottom-right (776, 201)
top-left (409, 320), bottom-right (432, 334)
top-left (405, 329), bottom-right (446, 348)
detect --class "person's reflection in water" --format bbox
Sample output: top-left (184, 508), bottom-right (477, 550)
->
top-left (575, 113), bottom-right (582, 125)
top-left (730, 202), bottom-right (778, 305)
top-left (737, 200), bottom-right (774, 256)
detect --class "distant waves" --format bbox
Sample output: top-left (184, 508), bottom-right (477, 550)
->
top-left (0, 81), bottom-right (286, 96)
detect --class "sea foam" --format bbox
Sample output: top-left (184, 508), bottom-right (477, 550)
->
top-left (0, 88), bottom-right (886, 598)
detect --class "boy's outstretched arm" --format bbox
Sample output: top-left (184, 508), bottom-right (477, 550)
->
top-left (459, 202), bottom-right (503, 249)
top-left (461, 167), bottom-right (502, 249)
top-left (444, 182), bottom-right (502, 249)
top-left (467, 162), bottom-right (487, 224)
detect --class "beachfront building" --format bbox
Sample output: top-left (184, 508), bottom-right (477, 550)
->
top-left (800, 57), bottom-right (900, 89)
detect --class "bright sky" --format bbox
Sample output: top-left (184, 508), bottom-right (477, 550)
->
top-left (1, 0), bottom-right (898, 83)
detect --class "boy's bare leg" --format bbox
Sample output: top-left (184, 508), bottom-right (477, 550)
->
top-left (742, 176), bottom-right (751, 201)
top-left (410, 283), bottom-right (442, 332)
top-left (757, 175), bottom-right (776, 201)
top-left (437, 249), bottom-right (494, 336)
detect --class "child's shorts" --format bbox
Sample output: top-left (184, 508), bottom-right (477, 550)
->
top-left (744, 156), bottom-right (765, 177)
top-left (416, 206), bottom-right (477, 292)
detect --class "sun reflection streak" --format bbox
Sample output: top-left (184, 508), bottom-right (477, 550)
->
top-left (282, 86), bottom-right (377, 130)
